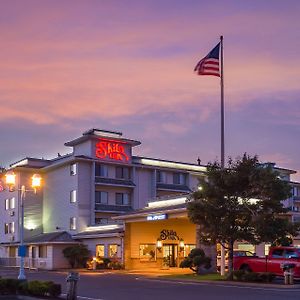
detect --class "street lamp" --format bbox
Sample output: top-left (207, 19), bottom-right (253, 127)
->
top-left (5, 171), bottom-right (42, 280)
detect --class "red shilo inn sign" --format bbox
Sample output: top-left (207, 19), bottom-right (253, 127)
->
top-left (95, 138), bottom-right (129, 162)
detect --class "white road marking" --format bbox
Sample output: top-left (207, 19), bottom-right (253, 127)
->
top-left (61, 293), bottom-right (105, 300)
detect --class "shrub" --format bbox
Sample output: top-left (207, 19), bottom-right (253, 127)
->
top-left (230, 270), bottom-right (245, 281)
top-left (229, 270), bottom-right (276, 283)
top-left (17, 280), bottom-right (29, 295)
top-left (180, 248), bottom-right (211, 274)
top-left (0, 278), bottom-right (20, 294)
top-left (63, 244), bottom-right (91, 268)
top-left (27, 280), bottom-right (49, 296)
top-left (48, 282), bottom-right (62, 297)
top-left (108, 261), bottom-right (124, 270)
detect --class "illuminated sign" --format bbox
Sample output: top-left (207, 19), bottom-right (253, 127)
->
top-left (147, 214), bottom-right (168, 221)
top-left (159, 229), bottom-right (180, 241)
top-left (95, 139), bottom-right (129, 162)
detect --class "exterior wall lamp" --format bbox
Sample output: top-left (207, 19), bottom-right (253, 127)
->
top-left (5, 171), bottom-right (42, 280)
top-left (156, 238), bottom-right (162, 252)
top-left (179, 238), bottom-right (185, 251)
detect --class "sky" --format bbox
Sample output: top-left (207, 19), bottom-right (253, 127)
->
top-left (0, 0), bottom-right (299, 181)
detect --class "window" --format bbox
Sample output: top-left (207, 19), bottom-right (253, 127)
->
top-left (4, 223), bottom-right (9, 234)
top-left (271, 249), bottom-right (284, 258)
top-left (95, 191), bottom-right (108, 204)
top-left (10, 198), bottom-right (15, 209)
top-left (139, 244), bottom-right (156, 261)
top-left (184, 244), bottom-right (196, 257)
top-left (70, 190), bottom-right (77, 203)
top-left (173, 173), bottom-right (186, 185)
top-left (95, 218), bottom-right (108, 224)
top-left (39, 245), bottom-right (47, 258)
top-left (116, 193), bottom-right (130, 205)
top-left (95, 164), bottom-right (108, 177)
top-left (108, 244), bottom-right (118, 257)
top-left (70, 163), bottom-right (77, 176)
top-left (5, 199), bottom-right (9, 210)
top-left (4, 222), bottom-right (14, 234)
top-left (285, 249), bottom-right (300, 258)
top-left (156, 170), bottom-right (166, 183)
top-left (116, 167), bottom-right (130, 180)
top-left (96, 245), bottom-right (105, 257)
top-left (70, 217), bottom-right (76, 230)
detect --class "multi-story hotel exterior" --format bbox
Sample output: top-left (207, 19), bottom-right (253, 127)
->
top-left (0, 128), bottom-right (299, 270)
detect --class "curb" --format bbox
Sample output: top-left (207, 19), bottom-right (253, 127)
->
top-left (145, 276), bottom-right (300, 289)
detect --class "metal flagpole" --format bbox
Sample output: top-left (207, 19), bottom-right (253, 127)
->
top-left (219, 35), bottom-right (226, 276)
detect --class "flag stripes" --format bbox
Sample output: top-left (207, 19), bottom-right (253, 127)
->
top-left (194, 42), bottom-right (220, 77)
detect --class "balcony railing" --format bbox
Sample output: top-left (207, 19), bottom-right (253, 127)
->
top-left (95, 177), bottom-right (135, 187)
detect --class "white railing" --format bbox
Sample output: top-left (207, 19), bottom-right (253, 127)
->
top-left (0, 257), bottom-right (50, 270)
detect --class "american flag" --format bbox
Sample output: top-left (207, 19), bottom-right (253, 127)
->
top-left (194, 42), bottom-right (220, 77)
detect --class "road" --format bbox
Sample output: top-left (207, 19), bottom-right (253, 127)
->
top-left (0, 268), bottom-right (299, 300)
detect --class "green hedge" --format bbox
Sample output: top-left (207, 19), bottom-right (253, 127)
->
top-left (0, 278), bottom-right (61, 297)
top-left (229, 270), bottom-right (276, 283)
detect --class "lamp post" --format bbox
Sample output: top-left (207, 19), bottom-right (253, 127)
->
top-left (5, 171), bottom-right (41, 280)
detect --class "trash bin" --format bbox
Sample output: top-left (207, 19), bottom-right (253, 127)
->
top-left (281, 263), bottom-right (295, 285)
top-left (66, 272), bottom-right (80, 300)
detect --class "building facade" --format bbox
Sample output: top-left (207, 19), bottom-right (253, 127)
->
top-left (0, 128), bottom-right (299, 270)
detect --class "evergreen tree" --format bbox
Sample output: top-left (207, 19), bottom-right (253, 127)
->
top-left (187, 154), bottom-right (299, 279)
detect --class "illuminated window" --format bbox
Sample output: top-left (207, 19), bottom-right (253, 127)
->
top-left (95, 164), bottom-right (108, 177)
top-left (139, 244), bottom-right (156, 261)
top-left (95, 191), bottom-right (108, 204)
top-left (108, 244), bottom-right (118, 257)
top-left (10, 198), bottom-right (15, 209)
top-left (184, 244), bottom-right (196, 257)
top-left (116, 167), bottom-right (130, 180)
top-left (5, 199), bottom-right (9, 210)
top-left (70, 163), bottom-right (77, 176)
top-left (156, 170), bottom-right (166, 183)
top-left (173, 173), bottom-right (186, 185)
top-left (39, 245), bottom-right (47, 258)
top-left (70, 217), bottom-right (76, 230)
top-left (96, 245), bottom-right (105, 257)
top-left (116, 193), bottom-right (130, 205)
top-left (70, 190), bottom-right (77, 203)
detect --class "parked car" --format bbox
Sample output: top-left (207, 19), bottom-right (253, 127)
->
top-left (233, 246), bottom-right (300, 278)
top-left (217, 249), bottom-right (255, 270)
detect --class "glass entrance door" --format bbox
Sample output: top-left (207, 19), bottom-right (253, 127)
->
top-left (163, 244), bottom-right (178, 267)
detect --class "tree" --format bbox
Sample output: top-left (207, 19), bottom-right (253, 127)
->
top-left (180, 248), bottom-right (211, 274)
top-left (63, 244), bottom-right (90, 268)
top-left (187, 154), bottom-right (299, 279)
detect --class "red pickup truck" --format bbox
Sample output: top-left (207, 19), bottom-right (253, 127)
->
top-left (233, 246), bottom-right (300, 278)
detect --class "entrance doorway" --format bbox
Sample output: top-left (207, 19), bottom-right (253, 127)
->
top-left (163, 244), bottom-right (178, 267)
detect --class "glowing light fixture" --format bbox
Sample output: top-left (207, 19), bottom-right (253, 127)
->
top-left (5, 171), bottom-right (16, 190)
top-left (179, 238), bottom-right (185, 250)
top-left (31, 174), bottom-right (42, 192)
top-left (156, 239), bottom-right (162, 249)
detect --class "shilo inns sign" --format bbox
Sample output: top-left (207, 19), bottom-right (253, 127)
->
top-left (159, 229), bottom-right (180, 241)
top-left (95, 138), bottom-right (129, 162)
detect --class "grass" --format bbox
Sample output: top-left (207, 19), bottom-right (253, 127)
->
top-left (159, 273), bottom-right (226, 281)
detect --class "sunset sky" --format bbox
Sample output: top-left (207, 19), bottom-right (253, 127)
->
top-left (0, 0), bottom-right (299, 180)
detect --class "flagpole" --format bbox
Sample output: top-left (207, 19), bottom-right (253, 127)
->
top-left (220, 35), bottom-right (225, 169)
top-left (220, 35), bottom-right (226, 276)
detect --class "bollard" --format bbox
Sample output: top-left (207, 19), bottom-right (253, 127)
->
top-left (66, 272), bottom-right (79, 300)
top-left (281, 263), bottom-right (295, 285)
top-left (289, 269), bottom-right (294, 285)
top-left (284, 270), bottom-right (290, 285)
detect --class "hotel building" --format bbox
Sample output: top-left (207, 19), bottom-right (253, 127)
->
top-left (0, 129), bottom-right (299, 270)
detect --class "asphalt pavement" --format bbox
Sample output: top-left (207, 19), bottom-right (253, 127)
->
top-left (0, 268), bottom-right (299, 300)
